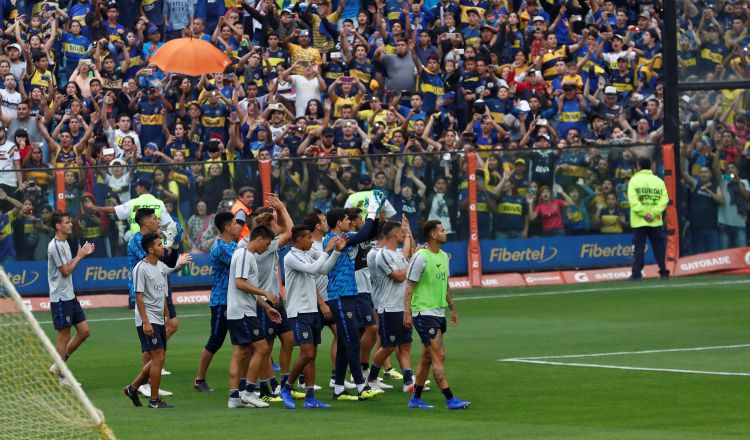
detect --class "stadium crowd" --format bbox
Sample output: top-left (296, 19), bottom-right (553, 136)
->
top-left (0, 0), bottom-right (745, 262)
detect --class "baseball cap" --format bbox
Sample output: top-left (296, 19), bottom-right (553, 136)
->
top-left (604, 86), bottom-right (618, 95)
top-left (109, 158), bottom-right (126, 167)
top-left (539, 134), bottom-right (551, 142)
top-left (358, 174), bottom-right (373, 186)
top-left (8, 43), bottom-right (21, 51)
top-left (514, 157), bottom-right (527, 165)
top-left (322, 127), bottom-right (335, 137)
top-left (145, 142), bottom-right (158, 151)
top-left (637, 10), bottom-right (650, 19)
top-left (281, 8), bottom-right (293, 14)
top-left (517, 100), bottom-right (531, 112)
top-left (532, 16), bottom-right (545, 22)
top-left (136, 178), bottom-right (153, 188)
top-left (147, 25), bottom-right (159, 35)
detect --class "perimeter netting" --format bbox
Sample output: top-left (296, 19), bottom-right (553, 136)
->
top-left (0, 268), bottom-right (115, 439)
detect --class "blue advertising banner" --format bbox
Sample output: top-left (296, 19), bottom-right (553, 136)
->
top-left (3, 235), bottom-right (646, 296)
top-left (481, 234), bottom-right (654, 272)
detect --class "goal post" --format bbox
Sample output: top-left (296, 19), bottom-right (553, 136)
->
top-left (0, 268), bottom-right (115, 440)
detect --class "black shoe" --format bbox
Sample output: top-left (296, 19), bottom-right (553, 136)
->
top-left (660, 275), bottom-right (669, 280)
top-left (627, 276), bottom-right (643, 281)
top-left (194, 380), bottom-right (214, 392)
top-left (123, 385), bottom-right (142, 407)
top-left (148, 398), bottom-right (173, 408)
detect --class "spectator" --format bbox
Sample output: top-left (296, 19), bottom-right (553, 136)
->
top-left (682, 165), bottom-right (724, 254)
top-left (718, 164), bottom-right (750, 249)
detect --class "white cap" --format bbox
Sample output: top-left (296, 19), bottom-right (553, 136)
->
top-left (532, 16), bottom-right (545, 22)
top-left (604, 86), bottom-right (618, 95)
top-left (497, 79), bottom-right (509, 89)
top-left (517, 100), bottom-right (531, 112)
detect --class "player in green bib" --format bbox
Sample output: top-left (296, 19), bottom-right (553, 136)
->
top-left (404, 220), bottom-right (470, 410)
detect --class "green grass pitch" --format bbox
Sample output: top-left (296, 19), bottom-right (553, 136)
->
top-left (37, 275), bottom-right (750, 439)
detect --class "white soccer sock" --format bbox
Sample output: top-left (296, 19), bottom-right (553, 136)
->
top-left (356, 382), bottom-right (366, 393)
top-left (334, 385), bottom-right (345, 394)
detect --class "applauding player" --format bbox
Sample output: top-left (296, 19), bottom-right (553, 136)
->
top-left (227, 226), bottom-right (283, 408)
top-left (279, 225), bottom-right (343, 409)
top-left (367, 218), bottom-right (417, 393)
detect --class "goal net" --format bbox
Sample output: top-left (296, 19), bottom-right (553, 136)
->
top-left (0, 268), bottom-right (115, 439)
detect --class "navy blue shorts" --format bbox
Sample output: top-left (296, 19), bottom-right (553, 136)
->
top-left (266, 301), bottom-right (292, 339)
top-left (137, 323), bottom-right (167, 353)
top-left (355, 293), bottom-right (376, 328)
top-left (228, 316), bottom-right (266, 346)
top-left (204, 304), bottom-right (229, 353)
top-left (50, 298), bottom-right (86, 331)
top-left (379, 311), bottom-right (413, 347)
top-left (290, 312), bottom-right (322, 346)
top-left (413, 314), bottom-right (447, 346)
top-left (257, 305), bottom-right (280, 340)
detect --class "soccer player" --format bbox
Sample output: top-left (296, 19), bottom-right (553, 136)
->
top-left (244, 195), bottom-right (295, 401)
top-left (47, 212), bottom-right (95, 385)
top-left (227, 225), bottom-right (283, 409)
top-left (302, 210), bottom-right (355, 390)
top-left (367, 219), bottom-right (417, 393)
top-left (323, 198), bottom-right (384, 401)
top-left (128, 208), bottom-right (180, 397)
top-left (279, 225), bottom-right (344, 409)
top-left (123, 232), bottom-right (191, 408)
top-left (194, 212), bottom-right (240, 392)
top-left (404, 220), bottom-right (470, 409)
top-left (345, 208), bottom-right (380, 384)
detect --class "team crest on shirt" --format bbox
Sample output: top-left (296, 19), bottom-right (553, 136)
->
top-left (303, 332), bottom-right (309, 339)
top-left (151, 338), bottom-right (158, 344)
top-left (253, 329), bottom-right (259, 336)
top-left (346, 312), bottom-right (353, 319)
top-left (429, 328), bottom-right (435, 335)
top-left (389, 335), bottom-right (395, 342)
top-left (65, 316), bottom-right (71, 323)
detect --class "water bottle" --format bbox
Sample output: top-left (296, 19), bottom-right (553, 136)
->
top-left (182, 263), bottom-right (190, 277)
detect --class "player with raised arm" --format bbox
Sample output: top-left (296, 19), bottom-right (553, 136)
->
top-left (367, 217), bottom-right (418, 393)
top-left (194, 212), bottom-right (240, 392)
top-left (323, 194), bottom-right (385, 401)
top-left (227, 225), bottom-right (283, 409)
top-left (128, 208), bottom-right (180, 398)
top-left (279, 225), bottom-right (344, 409)
top-left (404, 220), bottom-right (470, 410)
top-left (344, 208), bottom-right (382, 388)
top-left (47, 212), bottom-right (95, 385)
top-left (302, 210), bottom-right (356, 390)
top-left (123, 232), bottom-right (191, 409)
top-left (244, 194), bottom-right (297, 402)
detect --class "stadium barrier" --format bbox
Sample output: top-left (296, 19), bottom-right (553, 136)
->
top-left (10, 246), bottom-right (750, 311)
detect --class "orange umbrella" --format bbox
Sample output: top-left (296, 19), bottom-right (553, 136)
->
top-left (150, 38), bottom-right (232, 76)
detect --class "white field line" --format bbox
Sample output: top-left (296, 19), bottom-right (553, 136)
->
top-left (499, 343), bottom-right (750, 361)
top-left (500, 359), bottom-right (750, 377)
top-left (21, 277), bottom-right (750, 326)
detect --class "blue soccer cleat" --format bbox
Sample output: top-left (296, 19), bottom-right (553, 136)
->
top-left (279, 387), bottom-right (296, 409)
top-left (303, 397), bottom-right (332, 408)
top-left (272, 361), bottom-right (280, 372)
top-left (407, 397), bottom-right (434, 409)
top-left (445, 397), bottom-right (471, 409)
